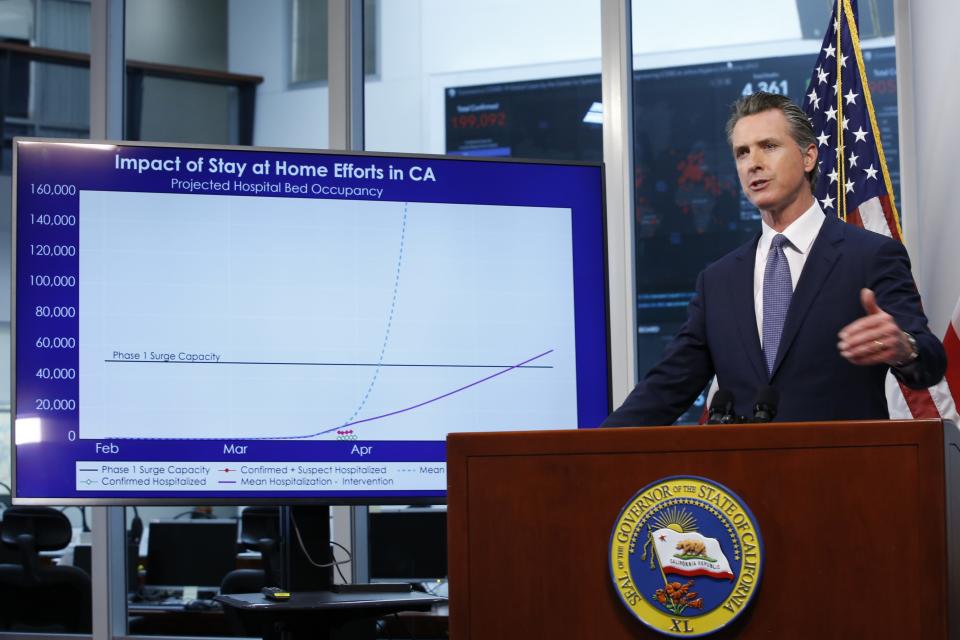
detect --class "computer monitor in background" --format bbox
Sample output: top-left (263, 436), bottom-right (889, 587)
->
top-left (71, 544), bottom-right (139, 591)
top-left (144, 520), bottom-right (238, 590)
top-left (368, 509), bottom-right (447, 582)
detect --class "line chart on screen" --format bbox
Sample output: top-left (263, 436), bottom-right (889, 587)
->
top-left (77, 192), bottom-right (579, 441)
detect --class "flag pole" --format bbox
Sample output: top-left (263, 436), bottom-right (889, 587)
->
top-left (841, 0), bottom-right (903, 240)
top-left (646, 527), bottom-right (671, 588)
top-left (836, 0), bottom-right (846, 220)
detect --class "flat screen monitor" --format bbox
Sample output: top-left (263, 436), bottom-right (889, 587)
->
top-left (368, 509), bottom-right (447, 582)
top-left (11, 140), bottom-right (609, 504)
top-left (144, 519), bottom-right (238, 590)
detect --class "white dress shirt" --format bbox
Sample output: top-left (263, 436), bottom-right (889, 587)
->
top-left (754, 200), bottom-right (826, 346)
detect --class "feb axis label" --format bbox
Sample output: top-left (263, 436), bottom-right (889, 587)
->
top-left (609, 476), bottom-right (763, 637)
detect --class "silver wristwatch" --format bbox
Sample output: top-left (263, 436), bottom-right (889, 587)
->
top-left (893, 332), bottom-right (919, 368)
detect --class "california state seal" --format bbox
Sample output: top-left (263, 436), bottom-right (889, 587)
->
top-left (609, 476), bottom-right (763, 637)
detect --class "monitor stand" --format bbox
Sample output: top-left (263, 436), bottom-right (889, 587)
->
top-left (222, 505), bottom-right (444, 640)
top-left (279, 505), bottom-right (333, 591)
top-left (247, 506), bottom-right (380, 639)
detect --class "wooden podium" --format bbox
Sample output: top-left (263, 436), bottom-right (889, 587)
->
top-left (447, 420), bottom-right (960, 638)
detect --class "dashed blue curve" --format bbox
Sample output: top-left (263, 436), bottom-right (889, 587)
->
top-left (341, 201), bottom-right (408, 427)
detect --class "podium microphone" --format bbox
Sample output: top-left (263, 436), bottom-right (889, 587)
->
top-left (707, 390), bottom-right (736, 424)
top-left (752, 386), bottom-right (779, 423)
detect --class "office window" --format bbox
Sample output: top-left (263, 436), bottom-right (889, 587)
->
top-left (0, 0), bottom-right (91, 162)
top-left (365, 0), bottom-right (601, 155)
top-left (35, 0), bottom-right (90, 51)
top-left (291, 0), bottom-right (377, 85)
top-left (231, 0), bottom-right (330, 148)
top-left (124, 0), bottom-right (256, 145)
top-left (629, 0), bottom-right (899, 423)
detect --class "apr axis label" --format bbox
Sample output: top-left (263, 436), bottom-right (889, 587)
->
top-left (609, 476), bottom-right (763, 637)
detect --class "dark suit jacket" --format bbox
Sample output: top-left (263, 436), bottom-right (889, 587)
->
top-left (603, 214), bottom-right (947, 427)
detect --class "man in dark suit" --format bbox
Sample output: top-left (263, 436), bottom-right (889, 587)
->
top-left (603, 92), bottom-right (946, 427)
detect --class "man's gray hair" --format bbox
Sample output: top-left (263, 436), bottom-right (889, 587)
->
top-left (725, 92), bottom-right (819, 190)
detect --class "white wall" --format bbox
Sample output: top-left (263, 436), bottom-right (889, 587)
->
top-left (631, 0), bottom-right (802, 54)
top-left (420, 0), bottom-right (601, 73)
top-left (231, 0), bottom-right (807, 153)
top-left (899, 1), bottom-right (960, 338)
top-left (229, 0), bottom-right (330, 149)
top-left (364, 1), bottom-right (424, 152)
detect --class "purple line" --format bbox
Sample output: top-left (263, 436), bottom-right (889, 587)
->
top-left (107, 349), bottom-right (554, 442)
top-left (308, 349), bottom-right (554, 437)
top-left (256, 348), bottom-right (554, 440)
top-left (218, 480), bottom-right (237, 484)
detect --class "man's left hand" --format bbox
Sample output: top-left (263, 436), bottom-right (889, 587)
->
top-left (838, 288), bottom-right (913, 366)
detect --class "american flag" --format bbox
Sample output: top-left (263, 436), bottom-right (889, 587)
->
top-left (946, 302), bottom-right (960, 414)
top-left (803, 0), bottom-right (959, 421)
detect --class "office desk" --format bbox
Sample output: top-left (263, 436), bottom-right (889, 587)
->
top-left (378, 604), bottom-right (448, 639)
top-left (128, 601), bottom-right (229, 637)
top-left (216, 590), bottom-right (446, 640)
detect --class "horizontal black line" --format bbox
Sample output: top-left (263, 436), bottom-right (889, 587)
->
top-left (104, 359), bottom-right (552, 369)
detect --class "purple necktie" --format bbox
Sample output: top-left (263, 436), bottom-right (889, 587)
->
top-left (763, 234), bottom-right (792, 376)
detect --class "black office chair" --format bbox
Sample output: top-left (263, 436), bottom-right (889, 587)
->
top-left (220, 506), bottom-right (281, 595)
top-left (0, 506), bottom-right (92, 632)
